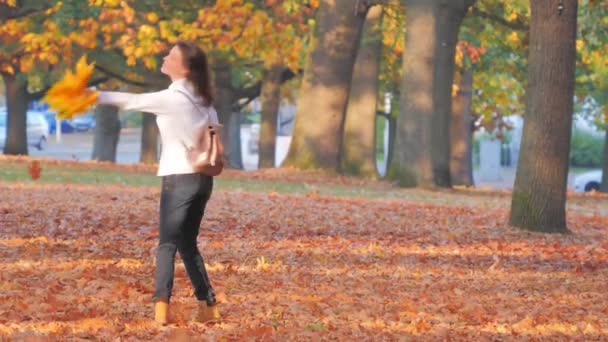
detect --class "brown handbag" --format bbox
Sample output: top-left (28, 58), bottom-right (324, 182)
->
top-left (177, 90), bottom-right (225, 176)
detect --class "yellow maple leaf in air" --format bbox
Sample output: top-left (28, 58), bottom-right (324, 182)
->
top-left (44, 56), bottom-right (98, 120)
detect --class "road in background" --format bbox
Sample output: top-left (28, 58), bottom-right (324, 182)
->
top-left (27, 128), bottom-right (580, 190)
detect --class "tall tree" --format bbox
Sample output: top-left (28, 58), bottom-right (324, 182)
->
top-left (341, 5), bottom-right (384, 177)
top-left (1, 72), bottom-right (28, 155)
top-left (283, 0), bottom-right (368, 170)
top-left (258, 63), bottom-right (283, 168)
top-left (91, 105), bottom-right (121, 162)
top-left (387, 0), bottom-right (474, 187)
top-left (509, 0), bottom-right (578, 233)
top-left (0, 1), bottom-right (81, 155)
top-left (450, 67), bottom-right (475, 186)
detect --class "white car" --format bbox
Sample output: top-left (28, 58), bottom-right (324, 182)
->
top-left (573, 170), bottom-right (603, 192)
top-left (0, 110), bottom-right (50, 150)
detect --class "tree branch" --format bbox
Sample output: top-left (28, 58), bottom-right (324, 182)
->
top-left (233, 68), bottom-right (299, 101)
top-left (0, 4), bottom-right (52, 21)
top-left (470, 7), bottom-right (529, 32)
top-left (231, 68), bottom-right (300, 111)
top-left (94, 64), bottom-right (149, 87)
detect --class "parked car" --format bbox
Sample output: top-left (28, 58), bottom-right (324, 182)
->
top-left (573, 170), bottom-right (603, 192)
top-left (0, 110), bottom-right (50, 150)
top-left (43, 111), bottom-right (75, 134)
top-left (71, 112), bottom-right (96, 132)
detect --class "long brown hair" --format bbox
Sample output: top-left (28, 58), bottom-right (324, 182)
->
top-left (175, 41), bottom-right (214, 106)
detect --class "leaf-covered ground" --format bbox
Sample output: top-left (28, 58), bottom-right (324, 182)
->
top-left (1, 163), bottom-right (608, 340)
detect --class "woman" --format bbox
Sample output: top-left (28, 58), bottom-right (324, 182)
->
top-left (97, 41), bottom-right (220, 325)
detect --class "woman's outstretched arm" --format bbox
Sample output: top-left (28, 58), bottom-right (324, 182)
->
top-left (97, 90), bottom-right (178, 115)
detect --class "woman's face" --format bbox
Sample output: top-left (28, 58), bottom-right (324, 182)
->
top-left (161, 45), bottom-right (188, 80)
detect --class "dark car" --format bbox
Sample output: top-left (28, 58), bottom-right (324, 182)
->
top-left (71, 112), bottom-right (96, 132)
top-left (43, 111), bottom-right (75, 133)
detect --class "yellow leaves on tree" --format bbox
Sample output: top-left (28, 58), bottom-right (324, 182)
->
top-left (44, 56), bottom-right (98, 120)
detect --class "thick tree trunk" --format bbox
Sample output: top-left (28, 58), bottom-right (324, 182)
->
top-left (387, 1), bottom-right (436, 187)
top-left (283, 0), bottom-right (367, 170)
top-left (509, 0), bottom-right (578, 233)
top-left (450, 68), bottom-right (474, 186)
top-left (213, 59), bottom-right (242, 169)
top-left (387, 0), bottom-right (473, 187)
top-left (258, 63), bottom-right (283, 169)
top-left (92, 105), bottom-right (121, 162)
top-left (2, 72), bottom-right (28, 155)
top-left (140, 112), bottom-right (159, 164)
top-left (341, 5), bottom-right (383, 178)
top-left (432, 1), bottom-right (472, 187)
top-left (599, 130), bottom-right (607, 192)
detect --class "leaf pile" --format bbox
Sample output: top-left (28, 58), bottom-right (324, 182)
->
top-left (43, 56), bottom-right (98, 120)
top-left (1, 180), bottom-right (607, 340)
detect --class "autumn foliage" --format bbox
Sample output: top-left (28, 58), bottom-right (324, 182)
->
top-left (43, 56), bottom-right (98, 120)
top-left (1, 160), bottom-right (607, 340)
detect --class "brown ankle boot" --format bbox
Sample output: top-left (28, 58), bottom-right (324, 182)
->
top-left (154, 299), bottom-right (169, 325)
top-left (196, 301), bottom-right (220, 323)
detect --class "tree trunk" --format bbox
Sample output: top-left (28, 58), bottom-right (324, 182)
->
top-left (140, 112), bottom-right (159, 164)
top-left (213, 59), bottom-right (242, 169)
top-left (258, 63), bottom-right (283, 168)
top-left (450, 68), bottom-right (474, 186)
top-left (432, 1), bottom-right (473, 187)
top-left (2, 72), bottom-right (28, 155)
top-left (509, 0), bottom-right (578, 233)
top-left (341, 5), bottom-right (383, 178)
top-left (283, 0), bottom-right (367, 170)
top-left (92, 105), bottom-right (121, 162)
top-left (387, 0), bottom-right (473, 187)
top-left (599, 129), bottom-right (607, 192)
top-left (387, 1), bottom-right (436, 187)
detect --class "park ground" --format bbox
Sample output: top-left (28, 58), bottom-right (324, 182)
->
top-left (0, 156), bottom-right (607, 340)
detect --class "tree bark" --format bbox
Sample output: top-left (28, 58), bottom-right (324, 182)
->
top-left (92, 105), bottom-right (121, 162)
top-left (341, 5), bottom-right (383, 178)
top-left (387, 1), bottom-right (436, 187)
top-left (258, 63), bottom-right (283, 168)
top-left (450, 68), bottom-right (474, 186)
top-left (433, 1), bottom-right (473, 187)
top-left (140, 112), bottom-right (159, 164)
top-left (387, 0), bottom-right (473, 187)
top-left (283, 0), bottom-right (367, 170)
top-left (509, 0), bottom-right (578, 233)
top-left (2, 72), bottom-right (28, 155)
top-left (600, 129), bottom-right (608, 192)
top-left (213, 59), bottom-right (242, 169)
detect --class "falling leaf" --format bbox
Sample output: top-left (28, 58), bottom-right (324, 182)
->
top-left (27, 161), bottom-right (41, 180)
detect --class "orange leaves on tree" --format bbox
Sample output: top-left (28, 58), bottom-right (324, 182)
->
top-left (44, 56), bottom-right (98, 120)
top-left (456, 41), bottom-right (486, 66)
top-left (27, 161), bottom-right (41, 180)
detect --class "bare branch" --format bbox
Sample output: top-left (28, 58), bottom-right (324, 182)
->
top-left (470, 7), bottom-right (529, 32)
top-left (94, 64), bottom-right (150, 88)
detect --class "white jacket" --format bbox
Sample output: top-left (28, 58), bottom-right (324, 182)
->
top-left (97, 78), bottom-right (218, 176)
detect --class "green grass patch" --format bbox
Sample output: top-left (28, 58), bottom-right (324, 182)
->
top-left (0, 159), bottom-right (468, 203)
top-left (0, 160), bottom-right (391, 197)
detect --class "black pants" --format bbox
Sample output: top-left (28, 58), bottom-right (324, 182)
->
top-left (153, 173), bottom-right (214, 302)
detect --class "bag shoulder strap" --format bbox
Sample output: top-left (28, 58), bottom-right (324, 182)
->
top-left (175, 89), bottom-right (220, 125)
